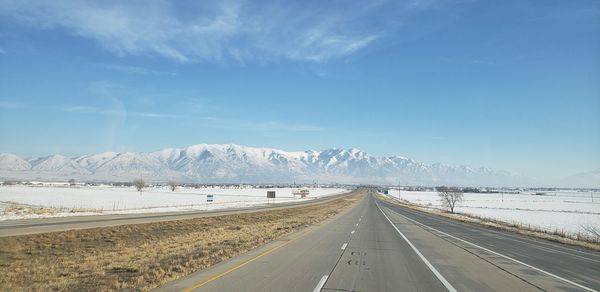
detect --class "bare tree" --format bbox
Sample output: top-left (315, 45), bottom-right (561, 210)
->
top-left (2, 180), bottom-right (16, 186)
top-left (168, 181), bottom-right (178, 192)
top-left (437, 186), bottom-right (463, 213)
top-left (133, 178), bottom-right (145, 194)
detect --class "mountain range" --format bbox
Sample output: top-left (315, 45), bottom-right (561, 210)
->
top-left (0, 143), bottom-right (591, 187)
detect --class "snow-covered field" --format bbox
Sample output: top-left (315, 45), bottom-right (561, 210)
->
top-left (0, 185), bottom-right (350, 220)
top-left (386, 190), bottom-right (600, 237)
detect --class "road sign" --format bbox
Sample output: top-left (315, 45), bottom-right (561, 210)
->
top-left (267, 191), bottom-right (276, 198)
top-left (207, 194), bottom-right (214, 202)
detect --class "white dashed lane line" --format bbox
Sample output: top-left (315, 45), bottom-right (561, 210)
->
top-left (313, 275), bottom-right (329, 292)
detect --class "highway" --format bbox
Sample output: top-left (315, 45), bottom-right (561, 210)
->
top-left (158, 191), bottom-right (600, 292)
top-left (378, 196), bottom-right (600, 291)
top-left (0, 191), bottom-right (353, 237)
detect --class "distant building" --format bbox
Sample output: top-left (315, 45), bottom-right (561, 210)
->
top-left (293, 188), bottom-right (310, 198)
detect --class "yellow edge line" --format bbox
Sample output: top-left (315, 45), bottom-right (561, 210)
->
top-left (184, 238), bottom-right (296, 291)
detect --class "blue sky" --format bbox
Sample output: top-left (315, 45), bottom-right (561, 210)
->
top-left (0, 0), bottom-right (599, 180)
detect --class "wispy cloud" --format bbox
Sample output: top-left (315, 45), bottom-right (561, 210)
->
top-left (439, 56), bottom-right (497, 66)
top-left (60, 105), bottom-right (109, 114)
top-left (132, 112), bottom-right (179, 119)
top-left (0, 100), bottom-right (22, 108)
top-left (56, 104), bottom-right (210, 119)
top-left (469, 59), bottom-right (496, 66)
top-left (245, 121), bottom-right (325, 132)
top-left (3, 97), bottom-right (322, 135)
top-left (99, 64), bottom-right (176, 76)
top-left (56, 104), bottom-right (317, 131)
top-left (0, 1), bottom-right (437, 63)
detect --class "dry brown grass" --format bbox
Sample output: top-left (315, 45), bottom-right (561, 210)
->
top-left (3, 203), bottom-right (103, 216)
top-left (69, 207), bottom-right (103, 213)
top-left (377, 193), bottom-right (600, 251)
top-left (0, 191), bottom-right (364, 291)
top-left (3, 203), bottom-right (60, 215)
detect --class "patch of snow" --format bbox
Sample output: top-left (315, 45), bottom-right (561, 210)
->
top-left (0, 185), bottom-right (349, 220)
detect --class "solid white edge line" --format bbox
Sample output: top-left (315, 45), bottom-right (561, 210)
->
top-left (313, 275), bottom-right (329, 292)
top-left (376, 203), bottom-right (457, 292)
top-left (341, 243), bottom-right (348, 250)
top-left (390, 207), bottom-right (598, 292)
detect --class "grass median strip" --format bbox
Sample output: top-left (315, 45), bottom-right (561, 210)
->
top-left (0, 191), bottom-right (364, 291)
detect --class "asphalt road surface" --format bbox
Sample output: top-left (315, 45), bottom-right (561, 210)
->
top-left (0, 191), bottom-right (353, 237)
top-left (158, 191), bottom-right (600, 292)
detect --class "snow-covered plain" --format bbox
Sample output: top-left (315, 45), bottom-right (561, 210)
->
top-left (386, 190), bottom-right (600, 237)
top-left (0, 185), bottom-right (349, 220)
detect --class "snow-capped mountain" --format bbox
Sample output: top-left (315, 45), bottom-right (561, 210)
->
top-left (0, 144), bottom-right (527, 186)
top-left (0, 153), bottom-right (30, 171)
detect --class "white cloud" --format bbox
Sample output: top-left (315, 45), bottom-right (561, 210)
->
top-left (0, 0), bottom-right (434, 63)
